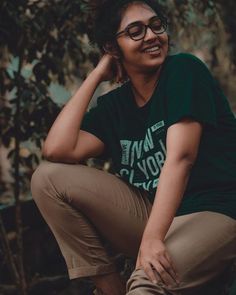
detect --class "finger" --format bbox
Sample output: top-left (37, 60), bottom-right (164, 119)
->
top-left (159, 255), bottom-right (180, 284)
top-left (164, 252), bottom-right (180, 282)
top-left (116, 60), bottom-right (128, 83)
top-left (143, 263), bottom-right (161, 285)
top-left (135, 255), bottom-right (141, 270)
top-left (152, 262), bottom-right (176, 287)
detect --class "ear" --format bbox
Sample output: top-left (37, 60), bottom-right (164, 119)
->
top-left (103, 42), bottom-right (121, 59)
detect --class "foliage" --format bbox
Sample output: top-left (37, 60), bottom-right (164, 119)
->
top-left (215, 0), bottom-right (236, 65)
top-left (0, 0), bottom-right (100, 293)
top-left (0, 0), bottom-right (99, 178)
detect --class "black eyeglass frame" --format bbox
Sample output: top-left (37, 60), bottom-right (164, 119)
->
top-left (115, 16), bottom-right (168, 41)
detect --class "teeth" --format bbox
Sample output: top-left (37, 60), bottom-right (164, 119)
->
top-left (144, 46), bottom-right (160, 53)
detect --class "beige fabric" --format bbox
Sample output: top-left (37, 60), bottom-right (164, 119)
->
top-left (126, 212), bottom-right (236, 294)
top-left (31, 161), bottom-right (236, 294)
top-left (31, 161), bottom-right (152, 279)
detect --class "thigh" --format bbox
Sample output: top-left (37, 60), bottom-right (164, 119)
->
top-left (164, 211), bottom-right (236, 284)
top-left (127, 211), bottom-right (236, 294)
top-left (32, 161), bottom-right (153, 258)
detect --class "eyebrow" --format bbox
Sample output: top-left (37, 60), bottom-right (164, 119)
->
top-left (124, 15), bottom-right (159, 28)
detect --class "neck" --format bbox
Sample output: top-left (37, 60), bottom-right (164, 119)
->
top-left (127, 66), bottom-right (162, 107)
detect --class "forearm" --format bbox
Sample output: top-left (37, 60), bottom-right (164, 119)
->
top-left (142, 158), bottom-right (192, 241)
top-left (43, 69), bottom-right (102, 156)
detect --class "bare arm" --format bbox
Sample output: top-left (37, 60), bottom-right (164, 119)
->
top-left (136, 118), bottom-right (203, 286)
top-left (142, 118), bottom-right (203, 240)
top-left (43, 54), bottom-right (124, 163)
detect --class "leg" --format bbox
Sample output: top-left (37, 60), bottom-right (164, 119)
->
top-left (126, 211), bottom-right (236, 295)
top-left (31, 161), bottom-right (152, 294)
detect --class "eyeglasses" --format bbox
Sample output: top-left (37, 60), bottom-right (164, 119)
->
top-left (116, 16), bottom-right (167, 41)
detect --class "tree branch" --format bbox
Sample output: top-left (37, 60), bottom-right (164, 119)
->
top-left (0, 214), bottom-right (20, 285)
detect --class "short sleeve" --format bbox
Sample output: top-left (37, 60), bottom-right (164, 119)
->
top-left (80, 96), bottom-right (108, 144)
top-left (164, 54), bottom-right (218, 128)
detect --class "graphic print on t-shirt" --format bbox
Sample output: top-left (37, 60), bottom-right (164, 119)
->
top-left (119, 120), bottom-right (166, 191)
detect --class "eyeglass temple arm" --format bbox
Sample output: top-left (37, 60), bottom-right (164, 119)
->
top-left (116, 30), bottom-right (126, 37)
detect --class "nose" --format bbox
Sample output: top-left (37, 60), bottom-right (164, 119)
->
top-left (143, 26), bottom-right (157, 41)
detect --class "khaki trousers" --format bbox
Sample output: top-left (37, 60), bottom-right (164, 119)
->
top-left (31, 161), bottom-right (236, 295)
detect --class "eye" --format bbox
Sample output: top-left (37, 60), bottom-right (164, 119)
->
top-left (128, 24), bottom-right (143, 37)
top-left (151, 18), bottom-right (163, 30)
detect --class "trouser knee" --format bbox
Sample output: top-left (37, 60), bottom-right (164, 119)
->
top-left (30, 161), bottom-right (73, 203)
top-left (31, 161), bottom-right (56, 196)
top-left (31, 161), bottom-right (94, 208)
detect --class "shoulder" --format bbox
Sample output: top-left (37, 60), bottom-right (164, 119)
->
top-left (165, 52), bottom-right (210, 73)
top-left (161, 53), bottom-right (214, 84)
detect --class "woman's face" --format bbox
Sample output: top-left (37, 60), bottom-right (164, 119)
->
top-left (116, 1), bottom-right (169, 74)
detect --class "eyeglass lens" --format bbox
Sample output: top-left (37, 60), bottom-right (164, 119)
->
top-left (128, 18), bottom-right (166, 40)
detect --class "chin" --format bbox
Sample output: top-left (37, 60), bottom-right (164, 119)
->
top-left (142, 51), bottom-right (167, 65)
top-left (142, 58), bottom-right (166, 72)
top-left (125, 53), bottom-right (167, 74)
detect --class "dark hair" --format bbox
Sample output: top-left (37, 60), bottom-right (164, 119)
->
top-left (90, 0), bottom-right (168, 52)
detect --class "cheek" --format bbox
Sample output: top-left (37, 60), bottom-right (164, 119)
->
top-left (118, 42), bottom-right (141, 60)
top-left (161, 34), bottom-right (169, 47)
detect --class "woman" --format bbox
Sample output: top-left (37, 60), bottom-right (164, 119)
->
top-left (31, 0), bottom-right (236, 294)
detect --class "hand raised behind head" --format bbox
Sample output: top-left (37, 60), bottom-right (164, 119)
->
top-left (94, 53), bottom-right (128, 83)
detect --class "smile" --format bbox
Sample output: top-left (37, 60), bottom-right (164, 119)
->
top-left (144, 45), bottom-right (161, 53)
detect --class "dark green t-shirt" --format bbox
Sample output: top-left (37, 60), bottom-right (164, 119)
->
top-left (81, 53), bottom-right (236, 220)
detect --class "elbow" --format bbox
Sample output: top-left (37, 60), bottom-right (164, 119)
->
top-left (181, 156), bottom-right (195, 171)
top-left (42, 145), bottom-right (58, 162)
top-left (180, 154), bottom-right (197, 171)
top-left (42, 149), bottom-right (72, 163)
top-left (42, 144), bottom-right (81, 164)
top-left (182, 151), bottom-right (198, 170)
top-left (165, 153), bottom-right (196, 172)
top-left (42, 142), bottom-right (63, 162)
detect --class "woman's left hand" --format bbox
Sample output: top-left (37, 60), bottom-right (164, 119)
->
top-left (135, 238), bottom-right (180, 287)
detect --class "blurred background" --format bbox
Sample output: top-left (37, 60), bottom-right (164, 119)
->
top-left (0, 0), bottom-right (236, 294)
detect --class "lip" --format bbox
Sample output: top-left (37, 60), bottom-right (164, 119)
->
top-left (142, 44), bottom-right (161, 52)
top-left (143, 47), bottom-right (161, 56)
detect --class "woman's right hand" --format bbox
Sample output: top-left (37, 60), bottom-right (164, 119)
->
top-left (94, 53), bottom-right (128, 84)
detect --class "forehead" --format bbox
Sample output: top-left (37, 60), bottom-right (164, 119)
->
top-left (119, 2), bottom-right (157, 29)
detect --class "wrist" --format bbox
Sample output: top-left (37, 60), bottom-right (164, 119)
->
top-left (89, 68), bottom-right (105, 83)
top-left (142, 228), bottom-right (165, 242)
top-left (143, 235), bottom-right (164, 243)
